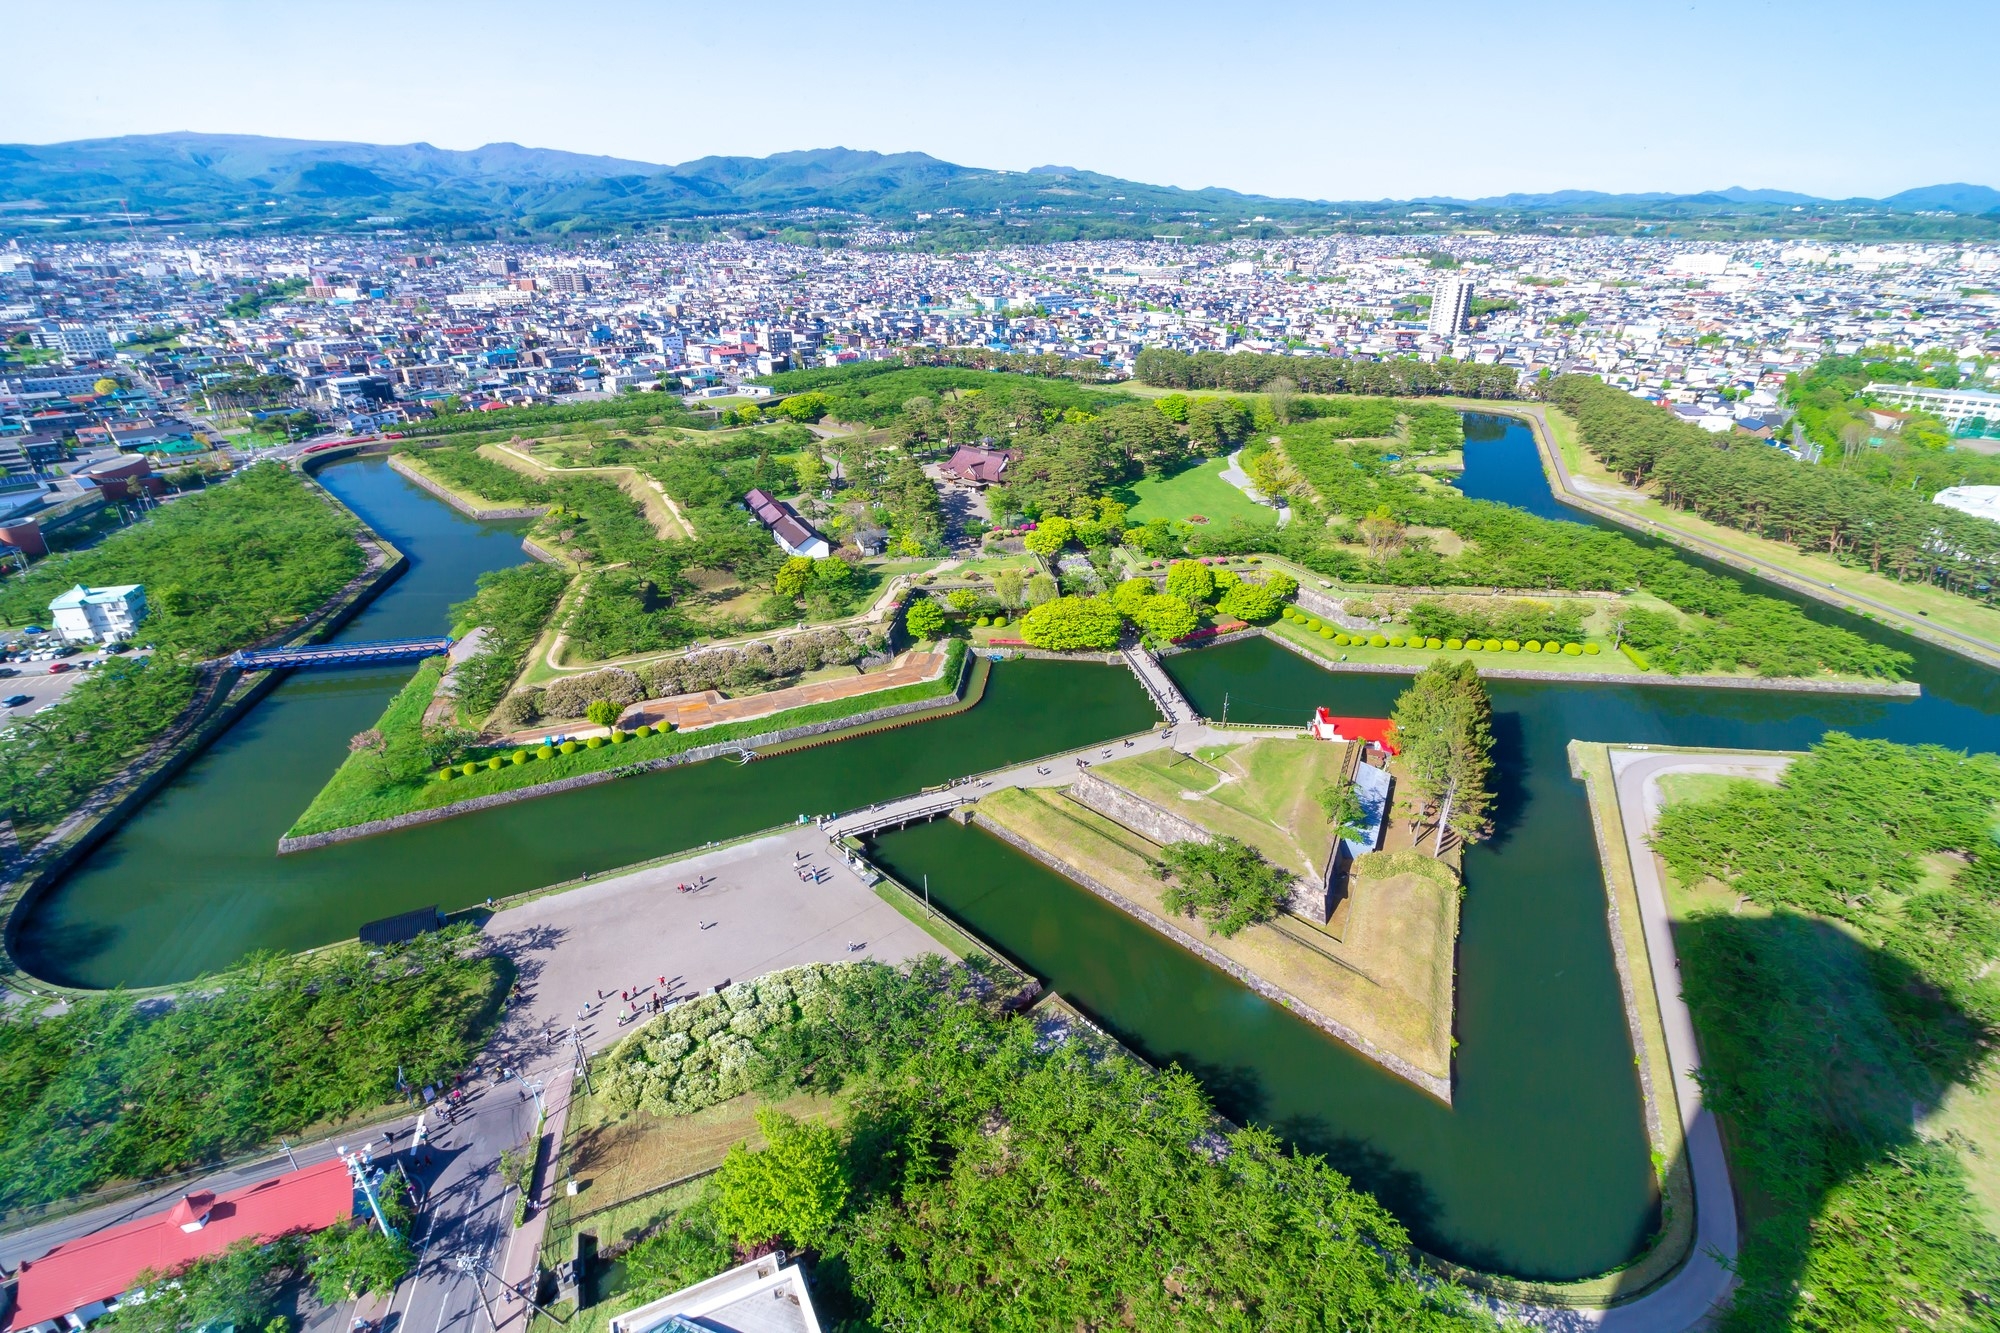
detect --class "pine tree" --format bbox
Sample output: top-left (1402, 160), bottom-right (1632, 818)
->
top-left (1390, 660), bottom-right (1495, 856)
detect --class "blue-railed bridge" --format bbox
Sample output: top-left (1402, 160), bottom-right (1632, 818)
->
top-left (229, 636), bottom-right (452, 671)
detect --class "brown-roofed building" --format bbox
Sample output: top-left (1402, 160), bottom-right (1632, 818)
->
top-left (939, 446), bottom-right (1019, 487)
top-left (743, 487), bottom-right (831, 559)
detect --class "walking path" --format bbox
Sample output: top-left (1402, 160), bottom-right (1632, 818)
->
top-left (1119, 644), bottom-right (1195, 725)
top-left (1221, 447), bottom-right (1290, 527)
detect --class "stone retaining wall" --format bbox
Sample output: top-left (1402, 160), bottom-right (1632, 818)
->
top-left (388, 453), bottom-right (549, 520)
top-left (1069, 768), bottom-right (1330, 920)
top-left (1259, 627), bottom-right (1922, 696)
top-left (972, 813), bottom-right (1452, 1104)
top-left (1068, 770), bottom-right (1211, 847)
top-left (277, 671), bottom-right (972, 854)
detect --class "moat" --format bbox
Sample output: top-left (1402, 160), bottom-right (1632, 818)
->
top-left (20, 416), bottom-right (2000, 1281)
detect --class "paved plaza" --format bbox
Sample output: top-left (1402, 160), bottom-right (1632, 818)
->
top-left (483, 825), bottom-right (943, 1061)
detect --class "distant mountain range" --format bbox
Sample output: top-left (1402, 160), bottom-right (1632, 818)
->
top-left (0, 133), bottom-right (1994, 240)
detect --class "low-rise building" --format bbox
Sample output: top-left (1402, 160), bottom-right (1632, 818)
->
top-left (1, 1160), bottom-right (355, 1333)
top-left (744, 487), bottom-right (832, 559)
top-left (608, 1254), bottom-right (823, 1333)
top-left (50, 583), bottom-right (146, 644)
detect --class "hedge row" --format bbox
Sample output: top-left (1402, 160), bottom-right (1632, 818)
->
top-left (1278, 608), bottom-right (1602, 656)
top-left (436, 723), bottom-right (675, 781)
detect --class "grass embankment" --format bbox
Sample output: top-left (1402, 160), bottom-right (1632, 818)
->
top-left (974, 781), bottom-right (1456, 1082)
top-left (285, 640), bottom-right (967, 838)
top-left (1558, 435), bottom-right (2000, 655)
top-left (1092, 737), bottom-right (1346, 882)
top-left (1647, 735), bottom-right (2000, 1328)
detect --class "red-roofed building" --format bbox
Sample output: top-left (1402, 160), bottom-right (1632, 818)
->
top-left (2, 1161), bottom-right (355, 1333)
top-left (1306, 709), bottom-right (1398, 754)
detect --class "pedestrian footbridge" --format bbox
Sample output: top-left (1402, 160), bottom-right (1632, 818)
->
top-left (229, 636), bottom-right (453, 671)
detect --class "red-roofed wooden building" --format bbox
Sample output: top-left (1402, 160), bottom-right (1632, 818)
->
top-left (2, 1161), bottom-right (355, 1333)
top-left (1306, 708), bottom-right (1398, 754)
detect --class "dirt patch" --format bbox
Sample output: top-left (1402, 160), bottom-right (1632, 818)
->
top-left (681, 567), bottom-right (740, 593)
top-left (623, 651), bottom-right (945, 732)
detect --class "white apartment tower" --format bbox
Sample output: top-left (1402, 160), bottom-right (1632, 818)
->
top-left (1427, 274), bottom-right (1474, 338)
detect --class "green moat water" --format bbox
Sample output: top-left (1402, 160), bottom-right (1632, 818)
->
top-left (11, 457), bottom-right (1155, 989)
top-left (23, 421), bottom-right (2000, 1281)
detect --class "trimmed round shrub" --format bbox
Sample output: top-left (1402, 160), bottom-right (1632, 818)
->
top-left (1465, 639), bottom-right (1483, 651)
top-left (512, 749), bottom-right (530, 764)
top-left (1333, 633), bottom-right (1351, 646)
top-left (1564, 642), bottom-right (1584, 656)
top-left (1524, 640), bottom-right (1543, 653)
top-left (662, 720), bottom-right (677, 732)
top-left (1445, 638), bottom-right (1463, 650)
top-left (633, 723), bottom-right (654, 738)
top-left (974, 615), bottom-right (989, 627)
top-left (460, 761), bottom-right (479, 776)
top-left (1387, 635), bottom-right (1406, 648)
top-left (1368, 634), bottom-right (1389, 648)
top-left (559, 740), bottom-right (578, 755)
top-left (538, 744), bottom-right (555, 759)
top-left (993, 615), bottom-right (1009, 628)
top-left (1484, 639), bottom-right (1502, 652)
top-left (1502, 640), bottom-right (1520, 652)
top-left (1426, 637), bottom-right (1444, 649)
top-left (1583, 642), bottom-right (1602, 655)
top-left (610, 729), bottom-right (627, 744)
top-left (1306, 618), bottom-right (1323, 632)
top-left (437, 767), bottom-right (455, 782)
top-left (1319, 626), bottom-right (1334, 639)
top-left (486, 756), bottom-right (504, 771)
top-left (586, 735), bottom-right (605, 749)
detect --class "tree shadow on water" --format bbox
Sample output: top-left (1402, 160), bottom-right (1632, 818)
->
top-left (1478, 708), bottom-right (1532, 851)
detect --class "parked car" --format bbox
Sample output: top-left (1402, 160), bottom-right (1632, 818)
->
top-left (2, 695), bottom-right (30, 708)
top-left (0, 667), bottom-right (16, 678)
top-left (52, 644), bottom-right (80, 657)
top-left (47, 662), bottom-right (73, 674)
top-left (104, 641), bottom-right (131, 654)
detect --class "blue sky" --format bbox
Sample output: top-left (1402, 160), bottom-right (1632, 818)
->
top-left (11, 0), bottom-right (1996, 199)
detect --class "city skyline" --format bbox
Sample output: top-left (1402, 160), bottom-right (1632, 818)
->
top-left (10, 0), bottom-right (1997, 203)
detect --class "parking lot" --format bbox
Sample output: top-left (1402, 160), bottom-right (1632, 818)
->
top-left (0, 650), bottom-right (140, 717)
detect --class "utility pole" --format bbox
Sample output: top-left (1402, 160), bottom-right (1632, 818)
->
top-left (457, 1255), bottom-right (501, 1333)
top-left (279, 1138), bottom-right (299, 1171)
top-left (924, 873), bottom-right (931, 917)
top-left (338, 1145), bottom-right (397, 1239)
top-left (569, 1027), bottom-right (593, 1095)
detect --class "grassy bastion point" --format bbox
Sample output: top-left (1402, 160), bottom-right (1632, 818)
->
top-left (968, 734), bottom-right (1459, 1093)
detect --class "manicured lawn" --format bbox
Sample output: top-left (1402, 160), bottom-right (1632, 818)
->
top-left (1115, 457), bottom-right (1276, 528)
top-left (1092, 737), bottom-right (1346, 883)
top-left (1656, 770), bottom-right (1773, 808)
